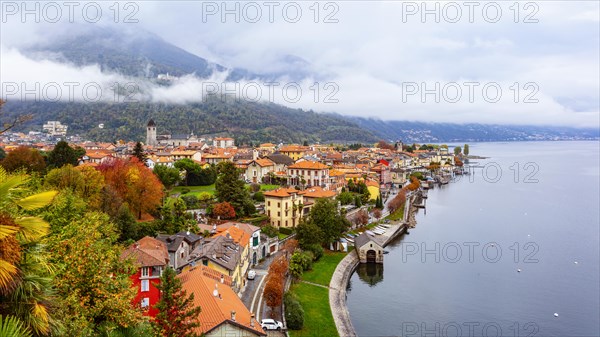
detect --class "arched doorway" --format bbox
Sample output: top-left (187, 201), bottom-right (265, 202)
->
top-left (366, 250), bottom-right (377, 263)
top-left (262, 246), bottom-right (266, 258)
top-left (252, 252), bottom-right (257, 265)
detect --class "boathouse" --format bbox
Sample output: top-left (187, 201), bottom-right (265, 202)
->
top-left (354, 233), bottom-right (384, 264)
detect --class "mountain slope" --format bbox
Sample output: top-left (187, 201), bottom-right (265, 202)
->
top-left (349, 117), bottom-right (600, 142)
top-left (26, 25), bottom-right (254, 80)
top-left (4, 99), bottom-right (378, 144)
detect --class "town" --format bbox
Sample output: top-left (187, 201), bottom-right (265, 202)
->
top-left (0, 119), bottom-right (469, 337)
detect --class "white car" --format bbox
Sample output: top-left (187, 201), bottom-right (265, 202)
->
top-left (260, 318), bottom-right (283, 330)
top-left (247, 270), bottom-right (256, 280)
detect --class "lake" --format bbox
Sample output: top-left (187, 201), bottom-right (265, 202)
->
top-left (347, 141), bottom-right (600, 337)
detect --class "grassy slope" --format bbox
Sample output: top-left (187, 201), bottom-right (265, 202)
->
top-left (289, 251), bottom-right (346, 337)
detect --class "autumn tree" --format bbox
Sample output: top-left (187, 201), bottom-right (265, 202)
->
top-left (353, 209), bottom-right (369, 227)
top-left (44, 164), bottom-right (106, 209)
top-left (0, 146), bottom-right (46, 173)
top-left (387, 189), bottom-right (407, 214)
top-left (263, 277), bottom-right (284, 315)
top-left (373, 208), bottom-right (382, 220)
top-left (132, 142), bottom-right (147, 165)
top-left (47, 141), bottom-right (79, 168)
top-left (376, 140), bottom-right (395, 150)
top-left (97, 158), bottom-right (163, 219)
top-left (212, 201), bottom-right (236, 219)
top-left (153, 267), bottom-right (202, 337)
top-left (263, 255), bottom-right (287, 314)
top-left (214, 161), bottom-right (254, 216)
top-left (45, 212), bottom-right (143, 335)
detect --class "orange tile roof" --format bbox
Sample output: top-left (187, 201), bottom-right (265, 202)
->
top-left (279, 145), bottom-right (308, 152)
top-left (254, 158), bottom-right (275, 167)
top-left (329, 169), bottom-right (345, 177)
top-left (302, 187), bottom-right (337, 199)
top-left (263, 188), bottom-right (304, 198)
top-left (121, 237), bottom-right (169, 267)
top-left (178, 266), bottom-right (265, 336)
top-left (214, 226), bottom-right (250, 247)
top-left (288, 161), bottom-right (329, 170)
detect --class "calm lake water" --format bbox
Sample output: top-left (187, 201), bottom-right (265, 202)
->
top-left (347, 141), bottom-right (600, 337)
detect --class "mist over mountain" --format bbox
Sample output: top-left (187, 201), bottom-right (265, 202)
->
top-left (3, 22), bottom-right (598, 143)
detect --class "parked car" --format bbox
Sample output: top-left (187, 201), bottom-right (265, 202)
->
top-left (260, 318), bottom-right (283, 330)
top-left (247, 270), bottom-right (256, 280)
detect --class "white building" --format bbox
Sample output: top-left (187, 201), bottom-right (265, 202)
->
top-left (42, 121), bottom-right (68, 137)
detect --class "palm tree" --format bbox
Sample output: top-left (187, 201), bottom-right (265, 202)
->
top-left (0, 167), bottom-right (58, 335)
top-left (0, 314), bottom-right (32, 337)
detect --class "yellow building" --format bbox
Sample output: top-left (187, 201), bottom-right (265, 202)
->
top-left (264, 188), bottom-right (311, 228)
top-left (278, 145), bottom-right (309, 161)
top-left (365, 179), bottom-right (380, 201)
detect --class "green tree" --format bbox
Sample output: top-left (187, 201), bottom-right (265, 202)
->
top-left (463, 144), bottom-right (470, 156)
top-left (152, 267), bottom-right (201, 337)
top-left (0, 148), bottom-right (6, 161)
top-left (295, 221), bottom-right (324, 249)
top-left (153, 166), bottom-right (180, 189)
top-left (132, 142), bottom-right (147, 165)
top-left (283, 293), bottom-right (304, 330)
top-left (115, 203), bottom-right (138, 242)
top-left (214, 162), bottom-right (253, 216)
top-left (336, 192), bottom-right (354, 205)
top-left (454, 146), bottom-right (462, 155)
top-left (307, 198), bottom-right (350, 245)
top-left (47, 141), bottom-right (78, 168)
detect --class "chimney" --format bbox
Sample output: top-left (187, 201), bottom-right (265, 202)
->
top-left (250, 314), bottom-right (255, 327)
top-left (231, 311), bottom-right (236, 322)
top-left (220, 274), bottom-right (224, 284)
top-left (213, 283), bottom-right (219, 297)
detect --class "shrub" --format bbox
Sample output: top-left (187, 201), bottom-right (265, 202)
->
top-left (305, 244), bottom-right (324, 261)
top-left (279, 227), bottom-right (293, 235)
top-left (181, 195), bottom-right (199, 209)
top-left (284, 292), bottom-right (305, 330)
top-left (180, 187), bottom-right (191, 194)
top-left (261, 225), bottom-right (279, 238)
top-left (252, 191), bottom-right (265, 202)
top-left (250, 183), bottom-right (261, 192)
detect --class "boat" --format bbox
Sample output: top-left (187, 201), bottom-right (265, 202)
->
top-left (383, 250), bottom-right (389, 254)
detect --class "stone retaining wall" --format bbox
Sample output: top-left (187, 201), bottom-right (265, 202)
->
top-left (329, 253), bottom-right (359, 337)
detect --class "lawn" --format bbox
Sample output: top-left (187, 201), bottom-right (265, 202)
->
top-left (386, 204), bottom-right (405, 221)
top-left (288, 283), bottom-right (338, 337)
top-left (260, 184), bottom-right (279, 191)
top-left (170, 184), bottom-right (215, 197)
top-left (300, 251), bottom-right (346, 286)
top-left (288, 251), bottom-right (346, 337)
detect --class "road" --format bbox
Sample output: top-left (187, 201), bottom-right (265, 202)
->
top-left (240, 251), bottom-right (286, 337)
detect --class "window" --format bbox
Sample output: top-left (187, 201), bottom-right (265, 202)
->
top-left (181, 252), bottom-right (185, 259)
top-left (151, 266), bottom-right (163, 277)
top-left (277, 211), bottom-right (280, 217)
top-left (141, 267), bottom-right (149, 278)
top-left (141, 297), bottom-right (150, 308)
top-left (277, 202), bottom-right (280, 208)
top-left (268, 201), bottom-right (271, 206)
top-left (268, 210), bottom-right (271, 216)
top-left (141, 279), bottom-right (149, 292)
top-left (253, 236), bottom-right (259, 247)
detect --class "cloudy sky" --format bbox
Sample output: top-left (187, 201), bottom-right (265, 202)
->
top-left (1, 1), bottom-right (599, 127)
